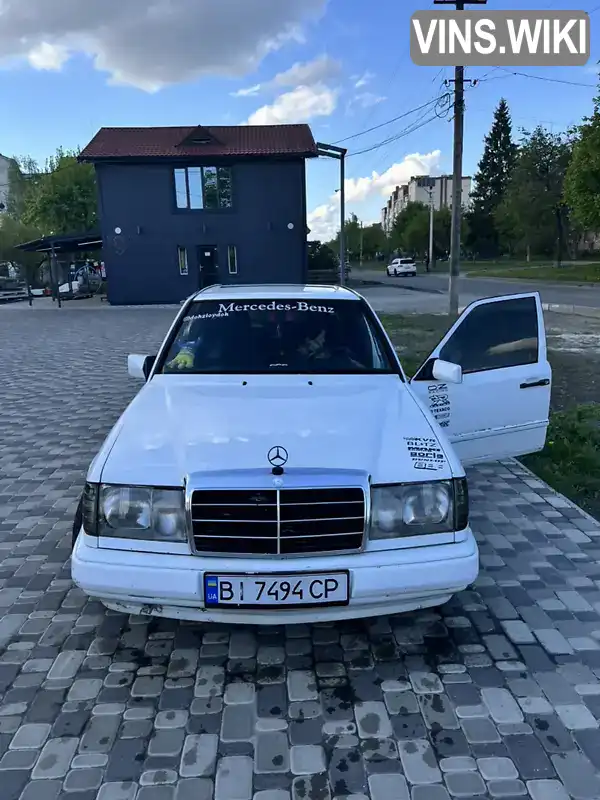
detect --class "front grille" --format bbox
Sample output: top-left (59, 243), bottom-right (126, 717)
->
top-left (191, 487), bottom-right (365, 556)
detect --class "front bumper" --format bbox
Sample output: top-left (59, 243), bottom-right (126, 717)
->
top-left (71, 530), bottom-right (479, 624)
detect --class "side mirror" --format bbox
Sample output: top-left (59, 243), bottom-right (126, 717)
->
top-left (128, 354), bottom-right (156, 381)
top-left (432, 358), bottom-right (462, 384)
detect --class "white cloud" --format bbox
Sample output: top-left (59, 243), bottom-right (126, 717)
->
top-left (246, 83), bottom-right (338, 125)
top-left (231, 84), bottom-right (262, 97)
top-left (0, 0), bottom-right (328, 91)
top-left (232, 55), bottom-right (339, 98)
top-left (27, 42), bottom-right (69, 71)
top-left (308, 150), bottom-right (442, 241)
top-left (353, 92), bottom-right (386, 109)
top-left (354, 71), bottom-right (374, 88)
top-left (272, 55), bottom-right (340, 88)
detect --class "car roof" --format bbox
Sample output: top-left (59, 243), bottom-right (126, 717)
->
top-left (190, 284), bottom-right (361, 302)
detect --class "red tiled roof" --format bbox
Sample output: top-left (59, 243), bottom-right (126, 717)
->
top-left (79, 124), bottom-right (318, 161)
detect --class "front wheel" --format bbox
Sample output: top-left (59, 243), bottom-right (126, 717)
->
top-left (72, 497), bottom-right (83, 550)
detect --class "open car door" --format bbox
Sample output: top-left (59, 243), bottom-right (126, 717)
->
top-left (410, 293), bottom-right (551, 465)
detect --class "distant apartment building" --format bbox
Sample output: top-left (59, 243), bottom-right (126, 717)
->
top-left (0, 153), bottom-right (12, 214)
top-left (382, 174), bottom-right (472, 234)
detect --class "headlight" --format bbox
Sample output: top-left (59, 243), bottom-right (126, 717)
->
top-left (370, 478), bottom-right (468, 540)
top-left (98, 485), bottom-right (187, 542)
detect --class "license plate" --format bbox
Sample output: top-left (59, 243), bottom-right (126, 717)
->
top-left (203, 572), bottom-right (349, 608)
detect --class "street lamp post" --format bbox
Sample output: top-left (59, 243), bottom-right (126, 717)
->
top-left (426, 187), bottom-right (435, 273)
top-left (317, 142), bottom-right (348, 286)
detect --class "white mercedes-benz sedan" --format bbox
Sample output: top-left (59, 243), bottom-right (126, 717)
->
top-left (71, 284), bottom-right (551, 624)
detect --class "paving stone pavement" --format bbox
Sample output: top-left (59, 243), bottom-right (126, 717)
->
top-left (2, 303), bottom-right (600, 800)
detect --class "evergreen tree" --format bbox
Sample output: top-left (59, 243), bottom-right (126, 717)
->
top-left (467, 98), bottom-right (517, 256)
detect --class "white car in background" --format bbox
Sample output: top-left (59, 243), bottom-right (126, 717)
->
top-left (71, 284), bottom-right (551, 625)
top-left (387, 257), bottom-right (417, 277)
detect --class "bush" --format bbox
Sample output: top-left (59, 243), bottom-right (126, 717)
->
top-left (308, 241), bottom-right (338, 272)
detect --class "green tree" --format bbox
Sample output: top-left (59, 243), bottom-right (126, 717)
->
top-left (6, 156), bottom-right (41, 220)
top-left (467, 98), bottom-right (517, 256)
top-left (564, 87), bottom-right (600, 232)
top-left (328, 214), bottom-right (362, 259)
top-left (0, 216), bottom-right (44, 285)
top-left (307, 240), bottom-right (338, 272)
top-left (391, 202), bottom-right (429, 256)
top-left (391, 203), bottom-right (468, 260)
top-left (9, 148), bottom-right (98, 235)
top-left (327, 218), bottom-right (387, 262)
top-left (361, 223), bottom-right (386, 260)
top-left (497, 126), bottom-right (573, 263)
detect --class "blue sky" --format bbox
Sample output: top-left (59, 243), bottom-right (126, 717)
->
top-left (0, 0), bottom-right (598, 239)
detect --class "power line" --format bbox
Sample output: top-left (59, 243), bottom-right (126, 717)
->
top-left (345, 80), bottom-right (485, 160)
top-left (347, 117), bottom-right (438, 158)
top-left (475, 66), bottom-right (504, 82)
top-left (333, 94), bottom-right (450, 144)
top-left (347, 101), bottom-right (451, 158)
top-left (497, 68), bottom-right (596, 88)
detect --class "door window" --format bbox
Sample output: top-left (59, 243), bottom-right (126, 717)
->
top-left (438, 296), bottom-right (539, 374)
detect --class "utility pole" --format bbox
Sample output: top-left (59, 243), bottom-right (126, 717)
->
top-left (449, 61), bottom-right (464, 314)
top-left (434, 0), bottom-right (486, 314)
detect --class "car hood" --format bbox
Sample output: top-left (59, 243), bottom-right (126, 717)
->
top-left (96, 374), bottom-right (457, 486)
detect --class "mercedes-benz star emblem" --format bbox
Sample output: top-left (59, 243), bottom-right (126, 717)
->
top-left (268, 446), bottom-right (289, 468)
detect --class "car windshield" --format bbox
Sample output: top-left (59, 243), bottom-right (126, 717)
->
top-left (159, 298), bottom-right (397, 375)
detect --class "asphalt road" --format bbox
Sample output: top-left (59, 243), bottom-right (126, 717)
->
top-left (357, 268), bottom-right (600, 309)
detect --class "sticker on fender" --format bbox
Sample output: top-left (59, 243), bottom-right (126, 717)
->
top-left (405, 436), bottom-right (446, 471)
top-left (204, 572), bottom-right (350, 607)
top-left (428, 383), bottom-right (451, 428)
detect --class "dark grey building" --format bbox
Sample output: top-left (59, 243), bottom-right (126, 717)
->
top-left (79, 124), bottom-right (318, 305)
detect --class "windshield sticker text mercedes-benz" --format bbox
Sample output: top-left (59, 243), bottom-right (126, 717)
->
top-left (219, 302), bottom-right (335, 314)
top-left (187, 302), bottom-right (337, 323)
top-left (405, 436), bottom-right (446, 471)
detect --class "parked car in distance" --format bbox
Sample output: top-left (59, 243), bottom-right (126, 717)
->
top-left (71, 284), bottom-right (551, 625)
top-left (387, 257), bottom-right (417, 277)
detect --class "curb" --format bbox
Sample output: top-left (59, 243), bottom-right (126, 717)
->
top-left (505, 458), bottom-right (600, 526)
top-left (542, 303), bottom-right (600, 319)
top-left (355, 281), bottom-right (600, 318)
top-left (464, 273), bottom-right (600, 291)
top-left (351, 278), bottom-right (444, 296)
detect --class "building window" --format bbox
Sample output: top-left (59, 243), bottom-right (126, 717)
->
top-left (217, 167), bottom-right (232, 208)
top-left (202, 167), bottom-right (218, 209)
top-left (177, 246), bottom-right (189, 276)
top-left (174, 170), bottom-right (188, 209)
top-left (228, 245), bottom-right (238, 275)
top-left (174, 167), bottom-right (232, 210)
top-left (188, 168), bottom-right (203, 209)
